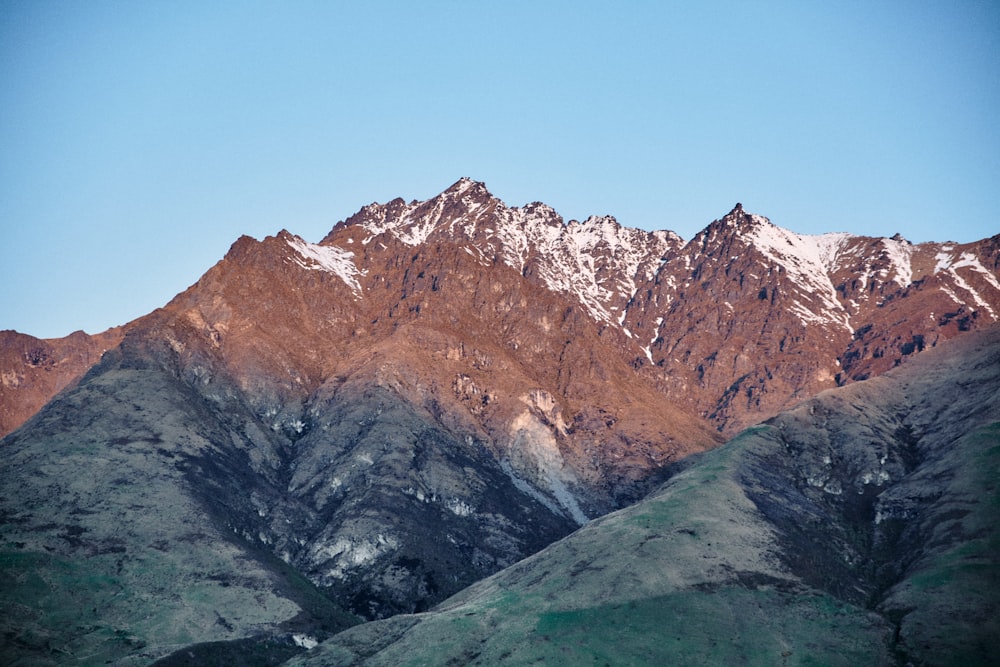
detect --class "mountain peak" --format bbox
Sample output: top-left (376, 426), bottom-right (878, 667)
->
top-left (695, 204), bottom-right (772, 244)
top-left (441, 176), bottom-right (496, 209)
top-left (720, 202), bottom-right (768, 227)
top-left (444, 176), bottom-right (489, 196)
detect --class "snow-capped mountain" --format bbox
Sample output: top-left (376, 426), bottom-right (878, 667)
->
top-left (323, 177), bottom-right (680, 327)
top-left (4, 178), bottom-right (998, 441)
top-left (312, 178), bottom-right (1000, 431)
top-left (2, 179), bottom-right (999, 662)
top-left (5, 176), bottom-right (999, 442)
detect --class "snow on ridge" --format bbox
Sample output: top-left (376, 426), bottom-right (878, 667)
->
top-left (286, 236), bottom-right (363, 294)
top-left (950, 252), bottom-right (1000, 289)
top-left (355, 181), bottom-right (496, 247)
top-left (880, 237), bottom-right (914, 287)
top-left (934, 249), bottom-right (955, 273)
top-left (350, 184), bottom-right (676, 326)
top-left (935, 250), bottom-right (1000, 320)
top-left (534, 214), bottom-right (675, 325)
top-left (745, 221), bottom-right (851, 331)
top-left (811, 232), bottom-right (853, 270)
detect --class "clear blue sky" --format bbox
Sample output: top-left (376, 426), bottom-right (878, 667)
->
top-left (2, 1), bottom-right (998, 338)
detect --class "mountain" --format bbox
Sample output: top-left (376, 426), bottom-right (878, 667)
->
top-left (5, 179), bottom-right (999, 442)
top-left (623, 203), bottom-right (1000, 431)
top-left (285, 323), bottom-right (1000, 666)
top-left (1, 178), bottom-right (999, 664)
top-left (321, 179), bottom-right (1000, 432)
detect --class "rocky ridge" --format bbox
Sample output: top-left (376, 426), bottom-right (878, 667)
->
top-left (0, 328), bottom-right (123, 437)
top-left (4, 178), bottom-right (998, 440)
top-left (329, 178), bottom-right (1000, 431)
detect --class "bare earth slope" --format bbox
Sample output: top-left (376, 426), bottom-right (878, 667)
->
top-left (289, 324), bottom-right (1000, 666)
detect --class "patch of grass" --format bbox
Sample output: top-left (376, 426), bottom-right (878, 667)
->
top-left (524, 588), bottom-right (890, 666)
top-left (321, 585), bottom-right (893, 666)
top-left (0, 550), bottom-right (136, 666)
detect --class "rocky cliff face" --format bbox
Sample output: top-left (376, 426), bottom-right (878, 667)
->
top-left (623, 203), bottom-right (1000, 431)
top-left (315, 179), bottom-right (1000, 433)
top-left (1, 178), bottom-right (998, 664)
top-left (288, 324), bottom-right (1000, 667)
top-left (0, 328), bottom-right (122, 437)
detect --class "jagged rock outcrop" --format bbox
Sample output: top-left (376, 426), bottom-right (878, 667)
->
top-left (4, 179), bottom-right (999, 442)
top-left (324, 180), bottom-right (1000, 433)
top-left (0, 178), bottom-right (725, 665)
top-left (623, 203), bottom-right (1000, 432)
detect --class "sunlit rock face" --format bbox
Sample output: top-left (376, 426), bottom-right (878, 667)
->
top-left (6, 181), bottom-right (999, 444)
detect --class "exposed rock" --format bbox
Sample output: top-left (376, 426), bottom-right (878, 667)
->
top-left (4, 180), bottom-right (999, 444)
top-left (289, 325), bottom-right (1000, 666)
top-left (0, 327), bottom-right (123, 437)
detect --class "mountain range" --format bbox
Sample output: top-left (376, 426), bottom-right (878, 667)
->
top-left (1, 178), bottom-right (998, 665)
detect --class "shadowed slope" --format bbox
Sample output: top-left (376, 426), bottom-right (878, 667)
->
top-left (0, 347), bottom-right (359, 666)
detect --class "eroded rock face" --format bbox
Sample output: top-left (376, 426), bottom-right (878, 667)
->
top-left (282, 381), bottom-right (580, 620)
top-left (289, 325), bottom-right (1000, 667)
top-left (623, 205), bottom-right (1000, 432)
top-left (4, 180), bottom-right (999, 444)
top-left (0, 328), bottom-right (123, 436)
top-left (0, 211), bottom-right (722, 664)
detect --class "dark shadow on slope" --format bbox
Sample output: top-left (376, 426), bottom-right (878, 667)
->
top-left (739, 409), bottom-right (935, 611)
top-left (151, 635), bottom-right (306, 667)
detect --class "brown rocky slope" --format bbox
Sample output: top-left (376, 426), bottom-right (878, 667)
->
top-left (4, 178), bottom-right (998, 443)
top-left (0, 328), bottom-right (122, 437)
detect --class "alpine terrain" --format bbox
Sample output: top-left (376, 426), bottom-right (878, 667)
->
top-left (1, 178), bottom-right (998, 665)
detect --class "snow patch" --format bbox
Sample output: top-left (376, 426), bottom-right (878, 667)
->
top-left (644, 316), bottom-right (664, 363)
top-left (349, 184), bottom-right (677, 328)
top-left (935, 251), bottom-right (954, 273)
top-left (286, 236), bottom-right (363, 294)
top-left (880, 237), bottom-right (913, 287)
top-left (934, 251), bottom-right (999, 320)
top-left (744, 221), bottom-right (851, 330)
